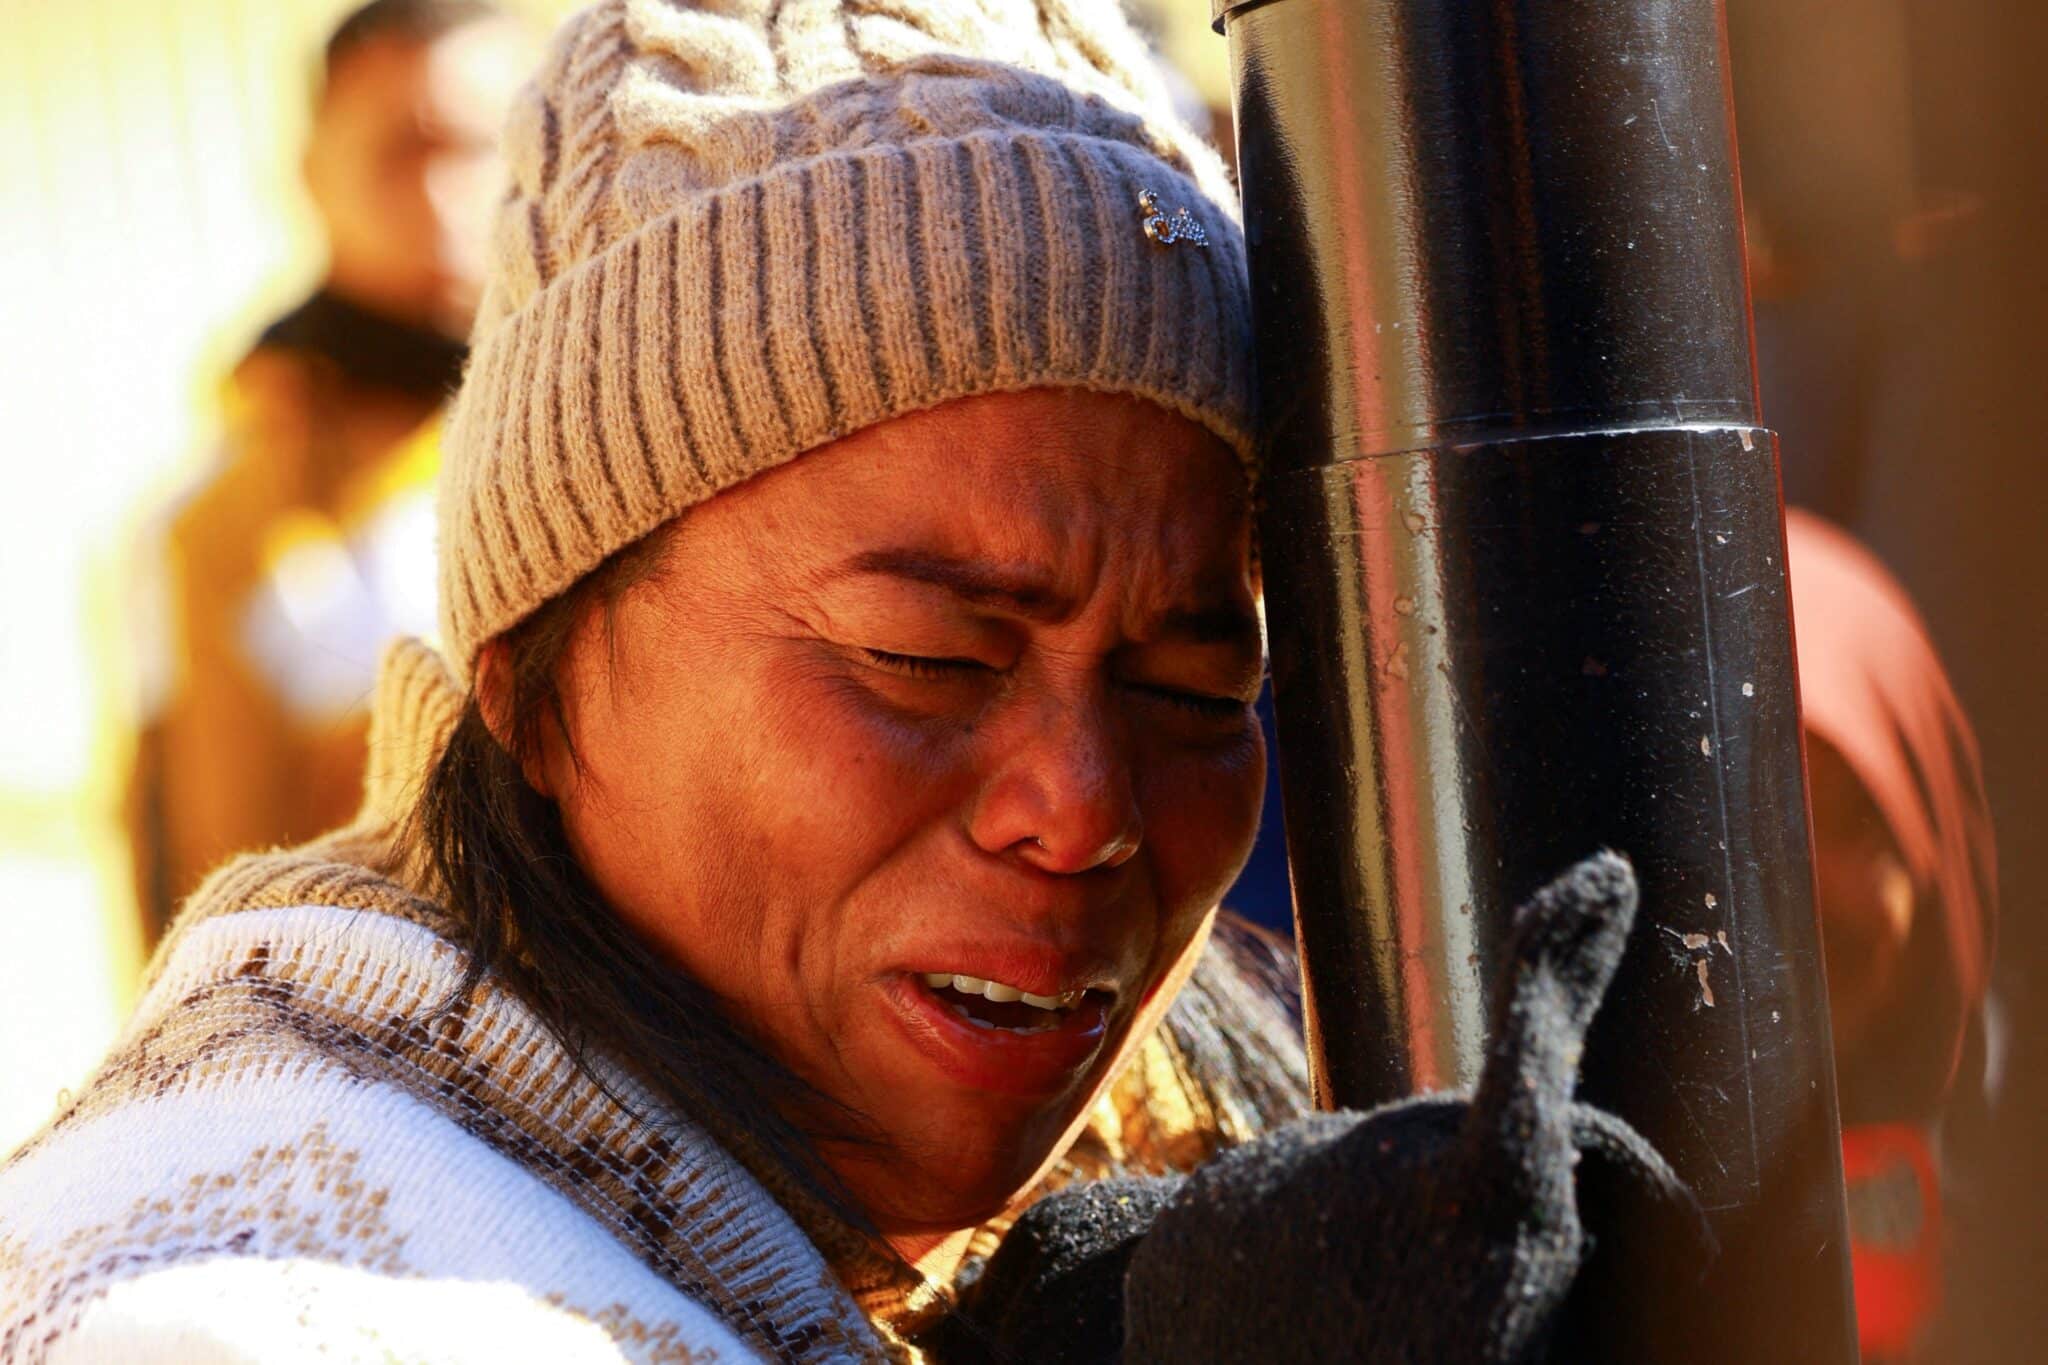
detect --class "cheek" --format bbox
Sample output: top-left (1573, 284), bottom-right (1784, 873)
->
top-left (565, 651), bottom-right (976, 968)
top-left (1140, 725), bottom-right (1267, 925)
top-left (550, 675), bottom-right (729, 939)
top-left (753, 659), bottom-right (979, 845)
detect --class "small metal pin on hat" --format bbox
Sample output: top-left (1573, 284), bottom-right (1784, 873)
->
top-left (1138, 188), bottom-right (1207, 247)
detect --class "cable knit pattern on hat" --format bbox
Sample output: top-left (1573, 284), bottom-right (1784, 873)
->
top-left (438, 0), bottom-right (1251, 679)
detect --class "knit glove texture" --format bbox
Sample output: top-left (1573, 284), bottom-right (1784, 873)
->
top-left (928, 852), bottom-right (1714, 1365)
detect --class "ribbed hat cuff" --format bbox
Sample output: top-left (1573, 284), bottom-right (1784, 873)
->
top-left (438, 131), bottom-right (1251, 684)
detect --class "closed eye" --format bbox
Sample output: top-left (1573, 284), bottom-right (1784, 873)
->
top-left (861, 648), bottom-right (992, 679)
top-left (1127, 682), bottom-right (1250, 720)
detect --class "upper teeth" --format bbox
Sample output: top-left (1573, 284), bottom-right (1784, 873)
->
top-left (923, 973), bottom-right (1083, 1011)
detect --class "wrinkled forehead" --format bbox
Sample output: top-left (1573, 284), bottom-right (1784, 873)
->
top-left (730, 390), bottom-right (1256, 603)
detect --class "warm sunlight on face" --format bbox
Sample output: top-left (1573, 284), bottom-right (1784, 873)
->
top-left (533, 389), bottom-right (1266, 1243)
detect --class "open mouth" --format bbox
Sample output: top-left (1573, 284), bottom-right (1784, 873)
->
top-left (885, 968), bottom-right (1119, 1096)
top-left (917, 972), bottom-right (1107, 1034)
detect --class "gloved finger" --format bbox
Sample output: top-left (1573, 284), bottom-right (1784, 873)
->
top-left (1457, 851), bottom-right (1639, 1201)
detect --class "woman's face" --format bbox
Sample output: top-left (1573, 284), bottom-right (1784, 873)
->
top-left (533, 389), bottom-right (1266, 1243)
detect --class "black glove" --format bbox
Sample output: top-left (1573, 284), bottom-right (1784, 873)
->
top-left (926, 1176), bottom-right (1185, 1361)
top-left (928, 852), bottom-right (1714, 1365)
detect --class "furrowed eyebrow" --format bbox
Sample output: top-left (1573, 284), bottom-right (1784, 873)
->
top-left (832, 549), bottom-right (1072, 620)
top-left (827, 548), bottom-right (1261, 646)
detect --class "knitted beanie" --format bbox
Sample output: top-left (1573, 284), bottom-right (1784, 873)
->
top-left (437, 0), bottom-right (1252, 681)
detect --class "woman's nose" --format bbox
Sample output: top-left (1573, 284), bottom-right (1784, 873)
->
top-left (966, 691), bottom-right (1143, 874)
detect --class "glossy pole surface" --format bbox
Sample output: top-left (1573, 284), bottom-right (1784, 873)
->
top-left (1216, 0), bottom-right (1859, 1357)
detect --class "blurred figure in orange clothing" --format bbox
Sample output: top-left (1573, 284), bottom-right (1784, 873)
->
top-left (127, 0), bottom-right (533, 942)
top-left (1788, 508), bottom-right (2000, 1365)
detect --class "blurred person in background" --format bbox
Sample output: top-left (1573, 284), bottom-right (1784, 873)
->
top-left (1730, 1), bottom-right (2048, 1354)
top-left (1787, 509), bottom-right (1999, 1365)
top-left (125, 0), bottom-right (532, 943)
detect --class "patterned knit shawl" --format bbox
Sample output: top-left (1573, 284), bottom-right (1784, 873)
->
top-left (0, 640), bottom-right (1304, 1362)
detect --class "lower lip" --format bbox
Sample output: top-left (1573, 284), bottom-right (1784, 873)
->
top-left (880, 976), bottom-right (1112, 1098)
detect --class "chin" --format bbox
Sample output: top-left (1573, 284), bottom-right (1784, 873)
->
top-left (821, 955), bottom-right (1190, 1235)
top-left (859, 1155), bottom-right (1053, 1237)
top-left (837, 1093), bottom-right (1101, 1236)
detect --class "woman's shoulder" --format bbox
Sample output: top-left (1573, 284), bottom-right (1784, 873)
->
top-left (2, 884), bottom-right (882, 1362)
top-left (31, 1256), bottom-right (700, 1363)
top-left (148, 815), bottom-right (457, 969)
top-left (0, 1043), bottom-right (749, 1362)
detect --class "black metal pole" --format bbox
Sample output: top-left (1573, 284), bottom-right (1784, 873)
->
top-left (1213, 0), bottom-right (1859, 1358)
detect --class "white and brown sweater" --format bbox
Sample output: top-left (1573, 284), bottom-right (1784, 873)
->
top-left (0, 641), bottom-right (1305, 1363)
